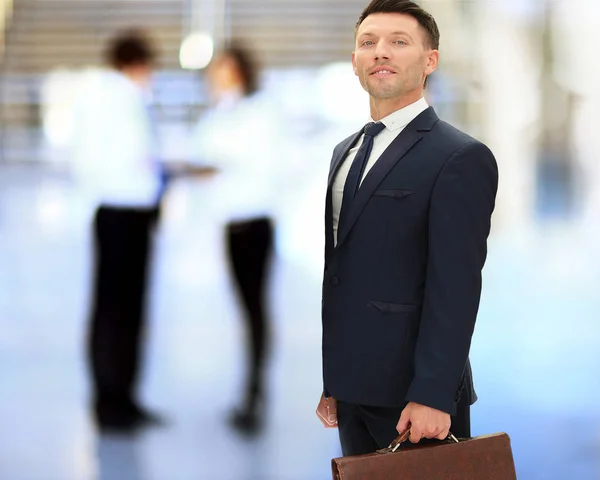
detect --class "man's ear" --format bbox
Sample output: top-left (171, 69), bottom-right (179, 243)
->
top-left (352, 51), bottom-right (358, 76)
top-left (424, 49), bottom-right (439, 77)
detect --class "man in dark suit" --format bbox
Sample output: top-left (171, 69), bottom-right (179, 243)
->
top-left (315, 0), bottom-right (499, 456)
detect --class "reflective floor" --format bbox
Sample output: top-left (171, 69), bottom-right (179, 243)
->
top-left (1, 162), bottom-right (599, 480)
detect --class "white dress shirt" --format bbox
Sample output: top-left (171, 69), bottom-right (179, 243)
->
top-left (332, 97), bottom-right (429, 245)
top-left (70, 70), bottom-right (162, 212)
top-left (189, 91), bottom-right (289, 224)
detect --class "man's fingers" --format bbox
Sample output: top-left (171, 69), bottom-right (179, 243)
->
top-left (316, 396), bottom-right (338, 428)
top-left (327, 403), bottom-right (338, 425)
top-left (399, 403), bottom-right (451, 443)
top-left (409, 426), bottom-right (422, 443)
top-left (316, 408), bottom-right (336, 428)
top-left (409, 431), bottom-right (421, 443)
top-left (316, 395), bottom-right (328, 427)
top-left (396, 409), bottom-right (410, 433)
top-left (432, 421), bottom-right (451, 440)
top-left (324, 397), bottom-right (338, 426)
top-left (316, 407), bottom-right (328, 427)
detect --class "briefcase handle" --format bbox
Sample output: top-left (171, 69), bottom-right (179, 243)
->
top-left (387, 424), bottom-right (460, 453)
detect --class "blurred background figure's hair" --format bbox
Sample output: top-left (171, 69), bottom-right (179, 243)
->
top-left (104, 29), bottom-right (157, 70)
top-left (218, 41), bottom-right (260, 96)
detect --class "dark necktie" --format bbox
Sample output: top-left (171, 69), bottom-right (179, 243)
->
top-left (338, 121), bottom-right (386, 231)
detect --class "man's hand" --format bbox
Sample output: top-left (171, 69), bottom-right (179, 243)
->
top-left (397, 402), bottom-right (450, 443)
top-left (316, 393), bottom-right (338, 428)
top-left (163, 162), bottom-right (218, 179)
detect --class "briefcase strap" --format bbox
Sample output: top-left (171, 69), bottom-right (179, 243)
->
top-left (387, 425), bottom-right (460, 453)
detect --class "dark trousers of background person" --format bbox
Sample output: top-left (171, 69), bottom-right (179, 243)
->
top-left (225, 216), bottom-right (274, 432)
top-left (87, 205), bottom-right (156, 429)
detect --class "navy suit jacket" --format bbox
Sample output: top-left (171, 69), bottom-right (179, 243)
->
top-left (321, 107), bottom-right (498, 416)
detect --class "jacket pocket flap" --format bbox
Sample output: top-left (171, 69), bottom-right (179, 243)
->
top-left (373, 189), bottom-right (414, 199)
top-left (367, 301), bottom-right (418, 313)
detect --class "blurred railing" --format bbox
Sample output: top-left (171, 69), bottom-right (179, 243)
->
top-left (0, 0), bottom-right (13, 56)
top-left (0, 0), bottom-right (13, 162)
top-left (0, 0), bottom-right (188, 163)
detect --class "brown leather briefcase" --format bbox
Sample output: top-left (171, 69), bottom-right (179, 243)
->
top-left (331, 429), bottom-right (517, 480)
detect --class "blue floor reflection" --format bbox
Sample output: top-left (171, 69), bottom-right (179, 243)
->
top-left (0, 163), bottom-right (599, 479)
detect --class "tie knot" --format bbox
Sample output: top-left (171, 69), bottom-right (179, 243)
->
top-left (364, 121), bottom-right (385, 137)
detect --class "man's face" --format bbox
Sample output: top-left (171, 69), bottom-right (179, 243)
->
top-left (207, 55), bottom-right (243, 101)
top-left (352, 13), bottom-right (438, 100)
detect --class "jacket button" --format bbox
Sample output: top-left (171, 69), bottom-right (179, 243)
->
top-left (329, 276), bottom-right (340, 286)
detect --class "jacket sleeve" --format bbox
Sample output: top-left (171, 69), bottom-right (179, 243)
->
top-left (405, 141), bottom-right (498, 415)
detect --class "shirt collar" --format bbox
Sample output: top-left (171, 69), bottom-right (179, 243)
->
top-left (371, 97), bottom-right (429, 132)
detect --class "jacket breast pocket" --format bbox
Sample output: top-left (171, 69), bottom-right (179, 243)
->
top-left (372, 189), bottom-right (414, 200)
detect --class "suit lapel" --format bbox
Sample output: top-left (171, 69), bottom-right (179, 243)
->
top-left (327, 131), bottom-right (362, 188)
top-left (335, 107), bottom-right (439, 251)
top-left (325, 130), bottom-right (362, 265)
top-left (324, 187), bottom-right (335, 266)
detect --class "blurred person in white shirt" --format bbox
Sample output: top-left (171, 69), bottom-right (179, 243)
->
top-left (189, 43), bottom-right (288, 435)
top-left (71, 29), bottom-right (166, 434)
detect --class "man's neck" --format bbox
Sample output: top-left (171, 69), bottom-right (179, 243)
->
top-left (369, 90), bottom-right (424, 121)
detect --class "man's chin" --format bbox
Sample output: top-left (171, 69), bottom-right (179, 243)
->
top-left (367, 88), bottom-right (402, 100)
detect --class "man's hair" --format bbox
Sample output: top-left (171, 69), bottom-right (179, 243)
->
top-left (220, 41), bottom-right (260, 96)
top-left (355, 0), bottom-right (440, 51)
top-left (105, 29), bottom-right (156, 70)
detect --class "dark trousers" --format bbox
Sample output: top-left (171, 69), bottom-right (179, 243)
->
top-left (87, 205), bottom-right (156, 424)
top-left (337, 394), bottom-right (471, 456)
top-left (226, 217), bottom-right (273, 409)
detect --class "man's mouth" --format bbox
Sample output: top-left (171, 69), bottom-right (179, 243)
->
top-left (370, 67), bottom-right (396, 77)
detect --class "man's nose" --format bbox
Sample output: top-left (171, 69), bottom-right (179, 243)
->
top-left (374, 40), bottom-right (391, 60)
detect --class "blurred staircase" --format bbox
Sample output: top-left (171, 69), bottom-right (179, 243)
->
top-left (0, 0), bottom-right (196, 162)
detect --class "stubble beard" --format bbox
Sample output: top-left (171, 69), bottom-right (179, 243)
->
top-left (360, 64), bottom-right (424, 100)
top-left (367, 81), bottom-right (404, 99)
top-left (360, 71), bottom-right (406, 100)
